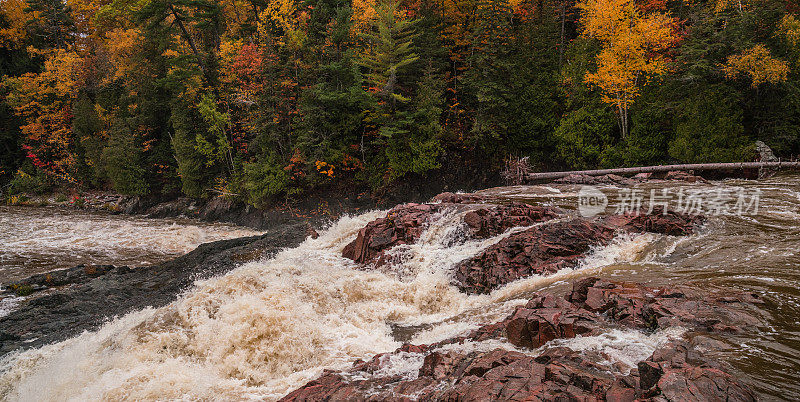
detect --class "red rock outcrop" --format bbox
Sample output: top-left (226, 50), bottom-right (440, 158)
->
top-left (663, 170), bottom-right (709, 183)
top-left (343, 193), bottom-right (702, 292)
top-left (502, 277), bottom-right (763, 349)
top-left (553, 171), bottom-right (708, 185)
top-left (452, 210), bottom-right (703, 295)
top-left (281, 278), bottom-right (760, 402)
top-left (341, 199), bottom-right (561, 265)
top-left (430, 192), bottom-right (486, 204)
top-left (342, 203), bottom-right (441, 264)
top-left (604, 209), bottom-right (705, 236)
top-left (453, 219), bottom-right (616, 294)
top-left (462, 202), bottom-right (561, 238)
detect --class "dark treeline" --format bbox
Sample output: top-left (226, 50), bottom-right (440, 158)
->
top-left (1, 0), bottom-right (799, 205)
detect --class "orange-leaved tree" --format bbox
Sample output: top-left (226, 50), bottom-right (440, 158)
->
top-left (578, 0), bottom-right (679, 138)
top-left (723, 44), bottom-right (789, 88)
top-left (3, 49), bottom-right (84, 183)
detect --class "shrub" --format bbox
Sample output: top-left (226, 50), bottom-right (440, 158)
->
top-left (669, 85), bottom-right (752, 163)
top-left (8, 169), bottom-right (50, 195)
top-left (10, 284), bottom-right (33, 297)
top-left (243, 158), bottom-right (290, 207)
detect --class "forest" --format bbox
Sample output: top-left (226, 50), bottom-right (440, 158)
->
top-left (1, 0), bottom-right (799, 206)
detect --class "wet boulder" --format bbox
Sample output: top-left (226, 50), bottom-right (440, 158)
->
top-left (462, 202), bottom-right (561, 238)
top-left (603, 210), bottom-right (705, 236)
top-left (430, 192), bottom-right (486, 204)
top-left (342, 203), bottom-right (441, 264)
top-left (453, 210), bottom-right (703, 295)
top-left (554, 173), bottom-right (636, 185)
top-left (663, 170), bottom-right (708, 183)
top-left (342, 199), bottom-right (562, 266)
top-left (453, 219), bottom-right (617, 294)
top-left (504, 294), bottom-right (602, 349)
top-left (564, 277), bottom-right (764, 332)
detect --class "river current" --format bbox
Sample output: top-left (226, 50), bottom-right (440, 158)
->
top-left (0, 206), bottom-right (261, 282)
top-left (0, 175), bottom-right (799, 400)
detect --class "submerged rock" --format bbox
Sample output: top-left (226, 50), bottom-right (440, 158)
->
top-left (603, 209), bottom-right (705, 236)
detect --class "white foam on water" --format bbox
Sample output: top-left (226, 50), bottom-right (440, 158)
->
top-left (432, 338), bottom-right (532, 356)
top-left (345, 351), bottom-right (428, 382)
top-left (0, 208), bottom-right (261, 263)
top-left (0, 211), bottom-right (483, 400)
top-left (0, 208), bottom-right (661, 401)
top-left (552, 327), bottom-right (686, 374)
top-left (0, 296), bottom-right (24, 319)
top-left (489, 232), bottom-right (656, 302)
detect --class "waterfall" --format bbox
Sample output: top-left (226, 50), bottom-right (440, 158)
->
top-left (0, 207), bottom-right (656, 401)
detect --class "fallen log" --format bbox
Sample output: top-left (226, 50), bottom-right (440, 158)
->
top-left (527, 161), bottom-right (800, 181)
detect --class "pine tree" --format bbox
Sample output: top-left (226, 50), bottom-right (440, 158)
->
top-left (24, 0), bottom-right (75, 50)
top-left (356, 0), bottom-right (420, 185)
top-left (102, 118), bottom-right (149, 195)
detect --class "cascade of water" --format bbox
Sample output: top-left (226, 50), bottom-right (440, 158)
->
top-left (0, 207), bottom-right (659, 401)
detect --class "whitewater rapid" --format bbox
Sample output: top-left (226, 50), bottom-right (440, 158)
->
top-left (0, 206), bottom-right (261, 282)
top-left (0, 207), bottom-right (661, 401)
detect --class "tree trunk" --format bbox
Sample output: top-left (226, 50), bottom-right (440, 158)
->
top-left (526, 161), bottom-right (800, 181)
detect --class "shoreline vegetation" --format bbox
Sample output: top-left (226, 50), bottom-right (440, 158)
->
top-left (3, 0), bottom-right (800, 211)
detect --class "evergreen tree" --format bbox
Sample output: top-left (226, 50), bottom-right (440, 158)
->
top-left (102, 118), bottom-right (149, 195)
top-left (356, 0), bottom-right (420, 185)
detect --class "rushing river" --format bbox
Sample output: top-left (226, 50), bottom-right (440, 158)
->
top-left (1, 176), bottom-right (799, 400)
top-left (0, 206), bottom-right (261, 283)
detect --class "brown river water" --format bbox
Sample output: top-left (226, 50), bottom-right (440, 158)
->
top-left (0, 176), bottom-right (798, 400)
top-left (0, 206), bottom-right (261, 282)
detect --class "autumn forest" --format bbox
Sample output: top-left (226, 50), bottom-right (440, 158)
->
top-left (1, 0), bottom-right (799, 205)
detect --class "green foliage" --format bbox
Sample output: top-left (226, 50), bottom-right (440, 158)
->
top-left (8, 167), bottom-right (50, 195)
top-left (553, 106), bottom-right (617, 169)
top-left (72, 94), bottom-right (105, 185)
top-left (243, 157), bottom-right (289, 207)
top-left (170, 103), bottom-right (211, 197)
top-left (4, 0), bottom-right (800, 205)
top-left (196, 94), bottom-right (233, 171)
top-left (385, 66), bottom-right (443, 180)
top-left (600, 89), bottom-right (673, 167)
top-left (669, 85), bottom-right (752, 163)
top-left (10, 284), bottom-right (33, 297)
top-left (102, 119), bottom-right (149, 195)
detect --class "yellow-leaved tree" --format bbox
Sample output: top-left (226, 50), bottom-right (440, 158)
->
top-left (579, 0), bottom-right (678, 138)
top-left (723, 44), bottom-right (789, 88)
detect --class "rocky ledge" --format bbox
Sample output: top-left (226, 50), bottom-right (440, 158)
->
top-left (310, 195), bottom-right (760, 400)
top-left (342, 196), bottom-right (704, 294)
top-left (282, 277), bottom-right (762, 401)
top-left (551, 171), bottom-right (710, 185)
